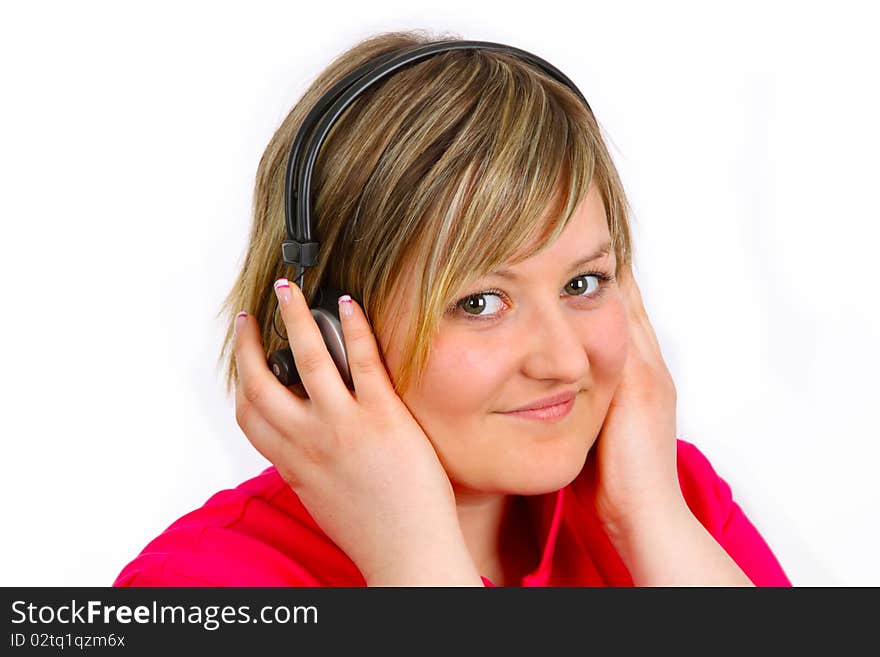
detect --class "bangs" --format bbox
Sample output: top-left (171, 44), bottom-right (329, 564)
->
top-left (385, 51), bottom-right (604, 394)
top-left (422, 51), bottom-right (598, 302)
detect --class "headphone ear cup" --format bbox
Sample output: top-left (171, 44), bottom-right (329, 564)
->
top-left (268, 347), bottom-right (299, 387)
top-left (310, 288), bottom-right (353, 390)
top-left (267, 285), bottom-right (354, 390)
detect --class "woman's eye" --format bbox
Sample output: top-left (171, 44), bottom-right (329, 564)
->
top-left (564, 273), bottom-right (600, 296)
top-left (458, 292), bottom-right (507, 317)
top-left (452, 272), bottom-right (611, 321)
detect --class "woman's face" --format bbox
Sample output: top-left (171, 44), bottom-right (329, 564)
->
top-left (378, 182), bottom-right (629, 495)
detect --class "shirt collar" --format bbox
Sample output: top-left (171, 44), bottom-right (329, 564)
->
top-left (515, 487), bottom-right (566, 586)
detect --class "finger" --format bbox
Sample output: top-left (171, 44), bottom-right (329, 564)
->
top-left (287, 380), bottom-right (309, 400)
top-left (234, 377), bottom-right (284, 465)
top-left (232, 310), bottom-right (307, 447)
top-left (616, 263), bottom-right (643, 320)
top-left (273, 278), bottom-right (352, 413)
top-left (234, 381), bottom-right (309, 489)
top-left (618, 264), bottom-right (663, 356)
top-left (337, 294), bottom-right (396, 408)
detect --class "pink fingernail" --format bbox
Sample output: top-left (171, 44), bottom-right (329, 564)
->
top-left (234, 311), bottom-right (247, 335)
top-left (338, 294), bottom-right (352, 318)
top-left (274, 278), bottom-right (291, 305)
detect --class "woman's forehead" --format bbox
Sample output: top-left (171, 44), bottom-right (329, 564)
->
top-left (380, 180), bottom-right (609, 311)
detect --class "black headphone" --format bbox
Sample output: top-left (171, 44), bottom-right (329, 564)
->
top-left (267, 40), bottom-right (593, 389)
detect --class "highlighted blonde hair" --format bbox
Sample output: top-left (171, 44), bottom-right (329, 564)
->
top-left (217, 29), bottom-right (633, 398)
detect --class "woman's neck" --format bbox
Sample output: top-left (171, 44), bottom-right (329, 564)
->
top-left (454, 489), bottom-right (540, 586)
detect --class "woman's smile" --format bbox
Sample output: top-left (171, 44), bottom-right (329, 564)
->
top-left (497, 393), bottom-right (578, 422)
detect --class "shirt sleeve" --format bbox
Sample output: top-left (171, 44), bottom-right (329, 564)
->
top-left (112, 476), bottom-right (362, 587)
top-left (676, 439), bottom-right (792, 586)
top-left (112, 524), bottom-right (330, 587)
top-left (113, 554), bottom-right (224, 586)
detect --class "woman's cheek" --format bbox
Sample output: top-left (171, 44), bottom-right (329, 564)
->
top-left (423, 336), bottom-right (509, 411)
top-left (587, 296), bottom-right (630, 387)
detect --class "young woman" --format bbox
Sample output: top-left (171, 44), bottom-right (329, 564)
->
top-left (114, 30), bottom-right (791, 587)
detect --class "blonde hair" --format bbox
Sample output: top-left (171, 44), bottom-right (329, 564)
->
top-left (216, 29), bottom-right (634, 398)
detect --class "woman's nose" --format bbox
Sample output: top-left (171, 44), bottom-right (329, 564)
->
top-left (517, 305), bottom-right (590, 383)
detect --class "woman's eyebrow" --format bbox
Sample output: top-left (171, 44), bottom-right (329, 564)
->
top-left (489, 240), bottom-right (613, 281)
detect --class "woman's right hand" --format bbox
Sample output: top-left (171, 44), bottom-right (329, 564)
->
top-left (231, 279), bottom-right (481, 585)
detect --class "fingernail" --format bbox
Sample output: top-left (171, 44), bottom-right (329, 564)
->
top-left (338, 294), bottom-right (352, 318)
top-left (234, 311), bottom-right (247, 335)
top-left (274, 278), bottom-right (291, 305)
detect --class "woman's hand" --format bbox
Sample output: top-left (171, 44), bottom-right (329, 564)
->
top-left (232, 279), bottom-right (481, 585)
top-left (575, 265), bottom-right (757, 586)
top-left (579, 263), bottom-right (687, 536)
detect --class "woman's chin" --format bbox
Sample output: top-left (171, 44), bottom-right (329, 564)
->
top-left (502, 444), bottom-right (593, 495)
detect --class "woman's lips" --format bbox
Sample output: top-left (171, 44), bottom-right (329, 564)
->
top-left (499, 394), bottom-right (576, 422)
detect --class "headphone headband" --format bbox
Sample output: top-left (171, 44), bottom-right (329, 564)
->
top-left (280, 40), bottom-right (592, 283)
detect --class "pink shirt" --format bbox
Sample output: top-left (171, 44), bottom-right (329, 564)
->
top-left (113, 439), bottom-right (791, 586)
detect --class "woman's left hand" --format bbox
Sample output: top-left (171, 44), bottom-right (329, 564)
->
top-left (579, 262), bottom-right (687, 534)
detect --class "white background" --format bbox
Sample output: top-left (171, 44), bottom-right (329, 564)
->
top-left (1, 1), bottom-right (877, 586)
